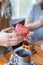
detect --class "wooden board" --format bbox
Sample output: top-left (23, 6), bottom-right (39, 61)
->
top-left (0, 41), bottom-right (43, 65)
top-left (23, 40), bottom-right (43, 65)
top-left (0, 51), bottom-right (13, 65)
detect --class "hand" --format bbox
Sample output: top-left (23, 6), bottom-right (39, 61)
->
top-left (40, 16), bottom-right (43, 26)
top-left (0, 28), bottom-right (34, 46)
top-left (1, 27), bottom-right (13, 32)
top-left (0, 32), bottom-right (24, 46)
top-left (23, 32), bottom-right (34, 41)
top-left (0, 28), bottom-right (24, 46)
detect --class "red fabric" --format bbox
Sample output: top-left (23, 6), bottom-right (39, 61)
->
top-left (14, 24), bottom-right (29, 36)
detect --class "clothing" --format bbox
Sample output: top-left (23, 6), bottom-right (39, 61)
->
top-left (27, 3), bottom-right (43, 40)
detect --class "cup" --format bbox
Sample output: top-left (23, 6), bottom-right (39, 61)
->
top-left (15, 49), bottom-right (32, 65)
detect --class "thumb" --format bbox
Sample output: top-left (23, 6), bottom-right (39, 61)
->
top-left (1, 27), bottom-right (14, 32)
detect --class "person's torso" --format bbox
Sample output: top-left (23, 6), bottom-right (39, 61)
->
top-left (32, 4), bottom-right (43, 40)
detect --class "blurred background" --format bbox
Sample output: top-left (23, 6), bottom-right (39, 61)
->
top-left (10, 0), bottom-right (36, 19)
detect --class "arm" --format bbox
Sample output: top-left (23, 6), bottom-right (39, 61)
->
top-left (25, 19), bottom-right (42, 30)
top-left (25, 4), bottom-right (43, 30)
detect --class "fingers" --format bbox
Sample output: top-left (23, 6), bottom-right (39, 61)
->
top-left (0, 32), bottom-right (34, 46)
top-left (12, 31), bottom-right (22, 36)
top-left (29, 31), bottom-right (34, 35)
top-left (23, 32), bottom-right (34, 41)
top-left (2, 32), bottom-right (17, 39)
top-left (1, 27), bottom-right (14, 32)
top-left (27, 32), bottom-right (34, 37)
top-left (8, 36), bottom-right (24, 46)
top-left (7, 40), bottom-right (18, 46)
top-left (2, 35), bottom-right (24, 46)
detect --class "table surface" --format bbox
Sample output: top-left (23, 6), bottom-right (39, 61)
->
top-left (0, 40), bottom-right (43, 65)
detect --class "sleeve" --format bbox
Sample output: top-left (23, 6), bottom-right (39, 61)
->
top-left (26, 4), bottom-right (34, 21)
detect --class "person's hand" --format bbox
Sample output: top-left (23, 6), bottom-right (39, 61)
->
top-left (40, 16), bottom-right (43, 26)
top-left (0, 28), bottom-right (13, 46)
top-left (0, 28), bottom-right (34, 46)
top-left (0, 28), bottom-right (24, 46)
top-left (23, 32), bottom-right (34, 41)
top-left (1, 27), bottom-right (13, 32)
top-left (0, 32), bottom-right (24, 46)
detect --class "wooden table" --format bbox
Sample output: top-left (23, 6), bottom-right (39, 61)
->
top-left (31, 40), bottom-right (43, 65)
top-left (0, 41), bottom-right (43, 65)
